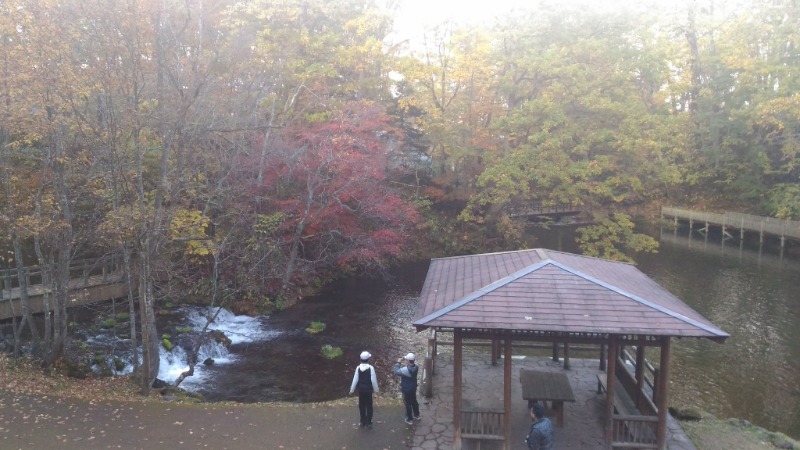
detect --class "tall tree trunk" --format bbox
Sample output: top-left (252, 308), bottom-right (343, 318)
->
top-left (138, 250), bottom-right (160, 393)
top-left (123, 245), bottom-right (140, 376)
top-left (44, 124), bottom-right (74, 368)
top-left (33, 238), bottom-right (52, 345)
top-left (11, 233), bottom-right (39, 346)
top-left (278, 176), bottom-right (315, 302)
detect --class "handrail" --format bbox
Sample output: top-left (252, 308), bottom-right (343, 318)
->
top-left (662, 206), bottom-right (800, 239)
top-left (1, 256), bottom-right (121, 293)
top-left (620, 347), bottom-right (656, 393)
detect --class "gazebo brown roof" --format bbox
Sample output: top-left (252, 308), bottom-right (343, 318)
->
top-left (413, 248), bottom-right (728, 340)
top-left (412, 248), bottom-right (729, 449)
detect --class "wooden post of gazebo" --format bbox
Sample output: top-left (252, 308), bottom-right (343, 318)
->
top-left (599, 344), bottom-right (606, 370)
top-left (503, 336), bottom-right (512, 450)
top-left (656, 337), bottom-right (671, 449)
top-left (453, 328), bottom-right (463, 449)
top-left (635, 345), bottom-right (646, 405)
top-left (605, 335), bottom-right (618, 446)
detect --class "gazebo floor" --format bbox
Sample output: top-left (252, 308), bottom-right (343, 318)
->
top-left (410, 350), bottom-right (697, 450)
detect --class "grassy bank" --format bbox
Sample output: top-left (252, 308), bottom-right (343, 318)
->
top-left (678, 409), bottom-right (798, 450)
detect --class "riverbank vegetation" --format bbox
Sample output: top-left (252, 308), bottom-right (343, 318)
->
top-left (1, 0), bottom-right (799, 393)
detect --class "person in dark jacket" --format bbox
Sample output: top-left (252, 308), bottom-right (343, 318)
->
top-left (394, 352), bottom-right (420, 425)
top-left (349, 351), bottom-right (379, 427)
top-left (526, 402), bottom-right (554, 450)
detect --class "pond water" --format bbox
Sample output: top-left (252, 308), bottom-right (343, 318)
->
top-left (535, 224), bottom-right (800, 439)
top-left (635, 229), bottom-right (800, 440)
top-left (100, 223), bottom-right (798, 439)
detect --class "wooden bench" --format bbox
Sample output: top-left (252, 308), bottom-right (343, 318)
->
top-left (597, 374), bottom-right (658, 448)
top-left (597, 374), bottom-right (637, 416)
top-left (460, 408), bottom-right (505, 448)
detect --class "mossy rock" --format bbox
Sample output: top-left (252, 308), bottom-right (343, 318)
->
top-left (669, 406), bottom-right (703, 421)
top-left (320, 344), bottom-right (343, 359)
top-left (210, 330), bottom-right (232, 347)
top-left (305, 321), bottom-right (326, 334)
top-left (162, 338), bottom-right (173, 351)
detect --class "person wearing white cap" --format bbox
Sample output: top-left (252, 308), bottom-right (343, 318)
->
top-left (394, 352), bottom-right (420, 425)
top-left (349, 350), bottom-right (379, 427)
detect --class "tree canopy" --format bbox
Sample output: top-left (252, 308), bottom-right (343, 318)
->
top-left (2, 0), bottom-right (799, 380)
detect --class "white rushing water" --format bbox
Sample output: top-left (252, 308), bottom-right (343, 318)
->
top-left (87, 306), bottom-right (280, 389)
top-left (158, 306), bottom-right (281, 387)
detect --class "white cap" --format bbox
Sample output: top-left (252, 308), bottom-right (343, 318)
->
top-left (405, 352), bottom-right (416, 361)
top-left (360, 351), bottom-right (372, 361)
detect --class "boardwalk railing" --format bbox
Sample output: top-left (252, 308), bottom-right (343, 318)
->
top-left (507, 202), bottom-right (582, 218)
top-left (0, 256), bottom-right (127, 320)
top-left (662, 206), bottom-right (800, 241)
top-left (0, 257), bottom-right (121, 293)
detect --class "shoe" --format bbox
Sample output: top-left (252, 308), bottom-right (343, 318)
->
top-left (413, 415), bottom-right (421, 421)
top-left (405, 418), bottom-right (414, 425)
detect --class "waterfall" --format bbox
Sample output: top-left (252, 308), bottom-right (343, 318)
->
top-left (84, 306), bottom-right (280, 390)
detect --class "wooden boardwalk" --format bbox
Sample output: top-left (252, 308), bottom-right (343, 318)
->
top-left (662, 206), bottom-right (800, 246)
top-left (0, 259), bottom-right (127, 320)
top-left (506, 203), bottom-right (582, 219)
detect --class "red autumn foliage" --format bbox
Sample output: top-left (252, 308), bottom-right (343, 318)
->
top-left (235, 101), bottom-right (420, 287)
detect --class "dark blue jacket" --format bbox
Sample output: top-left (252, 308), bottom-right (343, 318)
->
top-left (393, 362), bottom-right (418, 392)
top-left (526, 417), bottom-right (554, 450)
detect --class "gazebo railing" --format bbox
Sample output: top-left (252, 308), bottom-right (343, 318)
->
top-left (459, 407), bottom-right (505, 442)
top-left (608, 352), bottom-right (660, 449)
top-left (611, 414), bottom-right (658, 448)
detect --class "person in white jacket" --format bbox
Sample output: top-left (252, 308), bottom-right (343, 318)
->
top-left (349, 350), bottom-right (380, 427)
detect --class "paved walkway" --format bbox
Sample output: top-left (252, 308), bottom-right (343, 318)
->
top-left (410, 350), bottom-right (697, 450)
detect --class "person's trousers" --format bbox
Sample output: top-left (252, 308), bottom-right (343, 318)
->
top-left (358, 391), bottom-right (374, 425)
top-left (402, 389), bottom-right (419, 420)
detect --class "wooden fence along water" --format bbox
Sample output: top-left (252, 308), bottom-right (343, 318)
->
top-left (506, 202), bottom-right (582, 219)
top-left (0, 258), bottom-right (127, 320)
top-left (661, 206), bottom-right (800, 248)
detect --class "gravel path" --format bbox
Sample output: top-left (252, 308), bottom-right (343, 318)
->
top-left (0, 390), bottom-right (413, 449)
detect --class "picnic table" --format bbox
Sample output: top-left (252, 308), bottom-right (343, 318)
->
top-left (519, 369), bottom-right (576, 427)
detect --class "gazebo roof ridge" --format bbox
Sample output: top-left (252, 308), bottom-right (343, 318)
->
top-left (548, 259), bottom-right (728, 337)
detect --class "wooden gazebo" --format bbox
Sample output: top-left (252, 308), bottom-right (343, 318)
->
top-left (413, 249), bottom-right (729, 449)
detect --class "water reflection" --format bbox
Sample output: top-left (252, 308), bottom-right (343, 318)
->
top-left (634, 229), bottom-right (800, 440)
